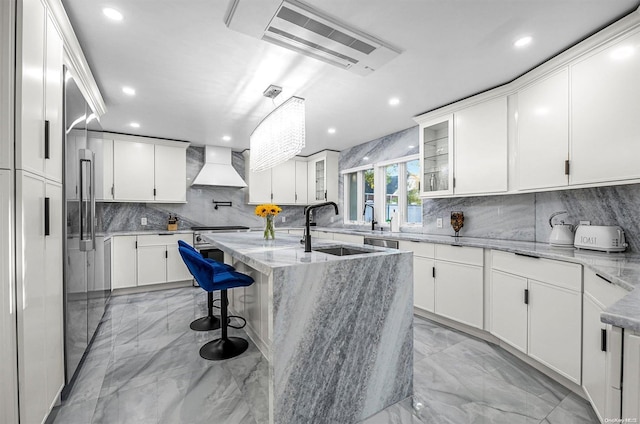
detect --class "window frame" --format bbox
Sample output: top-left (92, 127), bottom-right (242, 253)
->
top-left (342, 154), bottom-right (421, 227)
top-left (341, 164), bottom-right (374, 225)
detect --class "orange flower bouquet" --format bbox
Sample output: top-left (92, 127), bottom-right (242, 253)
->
top-left (255, 203), bottom-right (282, 240)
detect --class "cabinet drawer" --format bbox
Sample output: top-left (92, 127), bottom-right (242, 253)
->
top-left (584, 268), bottom-right (629, 308)
top-left (398, 241), bottom-right (434, 258)
top-left (492, 250), bottom-right (581, 291)
top-left (137, 233), bottom-right (192, 246)
top-left (435, 244), bottom-right (483, 266)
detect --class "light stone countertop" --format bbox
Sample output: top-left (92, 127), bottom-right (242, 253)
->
top-left (300, 227), bottom-right (640, 332)
top-left (201, 232), bottom-right (404, 276)
top-left (102, 229), bottom-right (194, 240)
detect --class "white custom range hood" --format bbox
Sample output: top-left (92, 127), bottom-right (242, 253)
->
top-left (191, 146), bottom-right (247, 187)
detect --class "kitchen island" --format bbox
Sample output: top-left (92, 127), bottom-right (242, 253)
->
top-left (202, 232), bottom-right (413, 424)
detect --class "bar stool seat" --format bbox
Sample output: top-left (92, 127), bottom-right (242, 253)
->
top-left (178, 240), bottom-right (235, 331)
top-left (179, 246), bottom-right (254, 360)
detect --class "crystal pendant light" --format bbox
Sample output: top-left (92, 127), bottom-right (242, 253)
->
top-left (250, 96), bottom-right (305, 172)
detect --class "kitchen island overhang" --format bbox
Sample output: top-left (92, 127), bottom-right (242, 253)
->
top-left (202, 232), bottom-right (413, 424)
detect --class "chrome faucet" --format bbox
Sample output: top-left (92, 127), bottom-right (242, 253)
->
top-left (304, 202), bottom-right (339, 252)
top-left (363, 203), bottom-right (377, 231)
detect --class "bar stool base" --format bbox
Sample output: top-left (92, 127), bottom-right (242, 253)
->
top-left (199, 337), bottom-right (248, 360)
top-left (190, 316), bottom-right (221, 331)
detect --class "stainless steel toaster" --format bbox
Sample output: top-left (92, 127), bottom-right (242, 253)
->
top-left (573, 225), bottom-right (628, 253)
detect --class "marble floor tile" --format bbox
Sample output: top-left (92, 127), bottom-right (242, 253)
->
top-left (51, 290), bottom-right (599, 424)
top-left (545, 393), bottom-right (600, 423)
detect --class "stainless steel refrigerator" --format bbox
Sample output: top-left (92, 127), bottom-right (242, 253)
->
top-left (62, 68), bottom-right (110, 396)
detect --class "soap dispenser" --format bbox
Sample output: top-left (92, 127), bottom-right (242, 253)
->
top-left (390, 209), bottom-right (400, 232)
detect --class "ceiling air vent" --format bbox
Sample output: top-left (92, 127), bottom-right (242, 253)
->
top-left (225, 0), bottom-right (402, 76)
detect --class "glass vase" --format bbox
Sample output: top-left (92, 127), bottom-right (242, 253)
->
top-left (264, 214), bottom-right (275, 240)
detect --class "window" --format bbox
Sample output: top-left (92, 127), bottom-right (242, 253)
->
top-left (406, 159), bottom-right (422, 224)
top-left (344, 166), bottom-right (375, 224)
top-left (343, 155), bottom-right (421, 226)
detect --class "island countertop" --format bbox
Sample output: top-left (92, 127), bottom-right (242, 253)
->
top-left (201, 232), bottom-right (402, 275)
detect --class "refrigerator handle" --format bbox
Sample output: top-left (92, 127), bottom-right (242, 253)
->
top-left (79, 149), bottom-right (95, 251)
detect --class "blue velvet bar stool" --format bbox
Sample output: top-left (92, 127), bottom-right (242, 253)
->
top-left (178, 240), bottom-right (235, 331)
top-left (178, 246), bottom-right (254, 360)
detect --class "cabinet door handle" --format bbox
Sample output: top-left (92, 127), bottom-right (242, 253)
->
top-left (135, 241), bottom-right (138, 249)
top-left (111, 185), bottom-right (114, 196)
top-left (432, 267), bottom-right (435, 278)
top-left (165, 250), bottom-right (168, 259)
top-left (601, 328), bottom-right (607, 352)
top-left (153, 188), bottom-right (157, 197)
top-left (596, 273), bottom-right (612, 284)
top-left (295, 193), bottom-right (297, 201)
top-left (44, 197), bottom-right (50, 236)
top-left (44, 120), bottom-right (50, 159)
top-left (324, 191), bottom-right (327, 200)
top-left (564, 160), bottom-right (570, 176)
top-left (524, 289), bottom-right (529, 305)
top-left (515, 252), bottom-right (539, 259)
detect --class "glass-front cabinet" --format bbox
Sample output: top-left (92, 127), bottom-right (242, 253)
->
top-left (419, 114), bottom-right (454, 197)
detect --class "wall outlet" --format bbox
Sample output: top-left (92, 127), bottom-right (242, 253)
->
top-left (281, 216), bottom-right (286, 223)
top-left (436, 218), bottom-right (443, 228)
top-left (330, 216), bottom-right (334, 223)
top-left (141, 217), bottom-right (147, 226)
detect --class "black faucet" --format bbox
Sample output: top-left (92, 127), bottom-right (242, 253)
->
top-left (363, 203), bottom-right (377, 231)
top-left (304, 202), bottom-right (339, 252)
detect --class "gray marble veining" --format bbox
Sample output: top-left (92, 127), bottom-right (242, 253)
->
top-left (205, 232), bottom-right (414, 424)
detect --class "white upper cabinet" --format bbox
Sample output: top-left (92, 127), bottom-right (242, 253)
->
top-left (113, 140), bottom-right (155, 201)
top-left (154, 144), bottom-right (186, 203)
top-left (17, 0), bottom-right (45, 176)
top-left (271, 160), bottom-right (296, 204)
top-left (419, 115), bottom-right (453, 197)
top-left (245, 152), bottom-right (323, 205)
top-left (454, 96), bottom-right (508, 195)
top-left (17, 2), bottom-right (63, 182)
top-left (111, 137), bottom-right (187, 203)
top-left (570, 30), bottom-right (640, 185)
top-left (307, 150), bottom-right (339, 204)
top-left (294, 159), bottom-right (308, 205)
top-left (517, 69), bottom-right (569, 190)
top-left (44, 14), bottom-right (63, 182)
top-left (0, 1), bottom-right (13, 170)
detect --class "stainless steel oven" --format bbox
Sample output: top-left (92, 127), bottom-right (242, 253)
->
top-left (192, 226), bottom-right (251, 259)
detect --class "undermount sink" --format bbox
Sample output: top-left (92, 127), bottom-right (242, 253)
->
top-left (313, 246), bottom-right (375, 256)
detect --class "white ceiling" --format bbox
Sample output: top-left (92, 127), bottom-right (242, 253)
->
top-left (62, 0), bottom-right (640, 155)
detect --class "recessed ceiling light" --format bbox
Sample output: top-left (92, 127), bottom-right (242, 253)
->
top-left (514, 36), bottom-right (532, 48)
top-left (388, 97), bottom-right (400, 106)
top-left (103, 8), bottom-right (123, 21)
top-left (363, 156), bottom-right (369, 161)
top-left (122, 86), bottom-right (135, 96)
top-left (129, 122), bottom-right (140, 128)
top-left (408, 145), bottom-right (415, 149)
top-left (327, 127), bottom-right (336, 134)
top-left (222, 135), bottom-right (231, 142)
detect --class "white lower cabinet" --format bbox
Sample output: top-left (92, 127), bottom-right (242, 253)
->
top-left (490, 270), bottom-right (528, 353)
top-left (490, 250), bottom-right (582, 384)
top-left (15, 171), bottom-right (64, 424)
top-left (111, 235), bottom-right (137, 289)
top-left (0, 170), bottom-right (18, 424)
top-left (399, 241), bottom-right (436, 313)
top-left (434, 245), bottom-right (483, 328)
top-left (582, 269), bottom-right (628, 422)
top-left (528, 279), bottom-right (582, 384)
top-left (623, 331), bottom-right (640, 421)
top-left (112, 233), bottom-right (193, 289)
